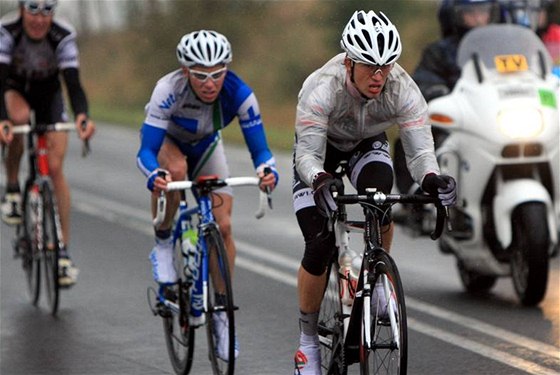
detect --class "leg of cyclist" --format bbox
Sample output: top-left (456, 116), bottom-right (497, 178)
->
top-left (47, 130), bottom-right (81, 288)
top-left (347, 135), bottom-right (395, 319)
top-left (149, 138), bottom-right (184, 285)
top-left (293, 156), bottom-right (337, 374)
top-left (41, 91), bottom-right (77, 287)
top-left (191, 138), bottom-right (239, 361)
top-left (1, 90), bottom-right (27, 225)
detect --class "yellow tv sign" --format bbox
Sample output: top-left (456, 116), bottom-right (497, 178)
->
top-left (494, 54), bottom-right (528, 73)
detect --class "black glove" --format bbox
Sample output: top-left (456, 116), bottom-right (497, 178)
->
top-left (422, 174), bottom-right (457, 206)
top-left (312, 172), bottom-right (344, 217)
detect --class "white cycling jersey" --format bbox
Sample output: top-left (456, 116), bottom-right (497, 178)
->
top-left (295, 53), bottom-right (440, 187)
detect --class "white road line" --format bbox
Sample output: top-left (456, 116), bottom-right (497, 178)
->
top-left (406, 297), bottom-right (560, 359)
top-left (409, 318), bottom-right (560, 375)
top-left (234, 255), bottom-right (560, 375)
top-left (70, 192), bottom-right (560, 371)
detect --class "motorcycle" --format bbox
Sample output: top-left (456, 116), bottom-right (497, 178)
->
top-left (428, 24), bottom-right (559, 306)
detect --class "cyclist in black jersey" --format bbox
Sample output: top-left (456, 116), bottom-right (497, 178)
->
top-left (0, 0), bottom-right (95, 287)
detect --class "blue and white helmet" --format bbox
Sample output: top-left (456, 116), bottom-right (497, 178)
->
top-left (340, 10), bottom-right (402, 66)
top-left (176, 30), bottom-right (232, 67)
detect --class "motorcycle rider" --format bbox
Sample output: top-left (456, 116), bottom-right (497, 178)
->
top-left (393, 0), bottom-right (499, 227)
top-left (499, 0), bottom-right (560, 76)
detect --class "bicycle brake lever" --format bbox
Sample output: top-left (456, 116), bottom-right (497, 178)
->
top-left (80, 119), bottom-right (91, 158)
top-left (444, 206), bottom-right (453, 232)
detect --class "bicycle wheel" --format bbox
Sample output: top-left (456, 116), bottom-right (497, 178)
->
top-left (204, 226), bottom-right (235, 375)
top-left (21, 182), bottom-right (41, 305)
top-left (162, 280), bottom-right (195, 375)
top-left (360, 250), bottom-right (407, 375)
top-left (318, 258), bottom-right (348, 375)
top-left (41, 181), bottom-right (60, 315)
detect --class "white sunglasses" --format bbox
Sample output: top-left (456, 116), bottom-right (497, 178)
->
top-left (188, 67), bottom-right (227, 82)
top-left (24, 2), bottom-right (56, 16)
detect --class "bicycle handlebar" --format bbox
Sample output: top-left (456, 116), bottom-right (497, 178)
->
top-left (153, 176), bottom-right (271, 227)
top-left (11, 122), bottom-right (91, 157)
top-left (334, 190), bottom-right (448, 240)
top-left (10, 122), bottom-right (76, 134)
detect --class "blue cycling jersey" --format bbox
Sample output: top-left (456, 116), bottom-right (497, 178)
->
top-left (136, 69), bottom-right (275, 178)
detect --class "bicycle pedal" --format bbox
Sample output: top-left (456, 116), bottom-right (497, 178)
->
top-left (161, 287), bottom-right (177, 302)
top-left (211, 304), bottom-right (239, 313)
top-left (156, 302), bottom-right (173, 318)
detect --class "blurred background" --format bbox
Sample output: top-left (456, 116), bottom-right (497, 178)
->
top-left (0, 0), bottom-right (514, 150)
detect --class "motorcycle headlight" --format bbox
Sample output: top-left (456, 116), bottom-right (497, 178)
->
top-left (497, 108), bottom-right (544, 139)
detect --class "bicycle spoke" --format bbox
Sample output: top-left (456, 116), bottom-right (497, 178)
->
top-left (41, 183), bottom-right (60, 315)
top-left (22, 182), bottom-right (42, 305)
top-left (318, 261), bottom-right (348, 375)
top-left (360, 252), bottom-right (407, 375)
top-left (162, 282), bottom-right (195, 375)
top-left (205, 227), bottom-right (235, 375)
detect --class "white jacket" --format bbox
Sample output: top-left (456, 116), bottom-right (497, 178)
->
top-left (295, 53), bottom-right (440, 187)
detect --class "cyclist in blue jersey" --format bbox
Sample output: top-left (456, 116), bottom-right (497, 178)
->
top-left (0, 0), bottom-right (96, 287)
top-left (136, 29), bottom-right (278, 361)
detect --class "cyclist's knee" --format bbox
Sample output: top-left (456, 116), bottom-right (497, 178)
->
top-left (301, 232), bottom-right (336, 276)
top-left (167, 161), bottom-right (187, 181)
top-left (218, 216), bottom-right (233, 240)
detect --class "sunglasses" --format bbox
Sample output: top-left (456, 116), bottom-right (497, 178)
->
top-left (189, 67), bottom-right (227, 82)
top-left (353, 61), bottom-right (393, 78)
top-left (23, 2), bottom-right (56, 16)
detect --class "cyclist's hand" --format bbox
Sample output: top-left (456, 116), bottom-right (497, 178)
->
top-left (256, 164), bottom-right (278, 192)
top-left (422, 173), bottom-right (457, 206)
top-left (313, 172), bottom-right (343, 217)
top-left (75, 113), bottom-right (95, 140)
top-left (147, 168), bottom-right (171, 194)
top-left (0, 120), bottom-right (13, 144)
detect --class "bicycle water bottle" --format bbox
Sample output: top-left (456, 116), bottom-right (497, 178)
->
top-left (338, 249), bottom-right (359, 306)
top-left (181, 225), bottom-right (198, 279)
top-left (181, 221), bottom-right (205, 326)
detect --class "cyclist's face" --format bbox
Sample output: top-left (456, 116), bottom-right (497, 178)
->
top-left (21, 5), bottom-right (53, 41)
top-left (345, 58), bottom-right (393, 99)
top-left (184, 65), bottom-right (227, 104)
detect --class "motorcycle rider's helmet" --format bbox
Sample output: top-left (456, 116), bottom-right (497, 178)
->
top-left (340, 10), bottom-right (402, 65)
top-left (450, 0), bottom-right (500, 38)
top-left (176, 30), bottom-right (232, 67)
top-left (498, 0), bottom-right (547, 32)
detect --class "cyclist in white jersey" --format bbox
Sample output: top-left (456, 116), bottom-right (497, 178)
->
top-left (292, 11), bottom-right (457, 374)
top-left (0, 0), bottom-right (96, 287)
top-left (136, 30), bottom-right (278, 361)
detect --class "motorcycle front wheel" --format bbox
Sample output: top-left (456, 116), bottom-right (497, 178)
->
top-left (510, 202), bottom-right (550, 306)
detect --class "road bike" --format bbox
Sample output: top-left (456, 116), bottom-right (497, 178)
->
top-left (318, 184), bottom-right (447, 375)
top-left (148, 174), bottom-right (271, 375)
top-left (9, 113), bottom-right (89, 316)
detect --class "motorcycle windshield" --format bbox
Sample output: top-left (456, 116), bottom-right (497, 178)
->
top-left (457, 24), bottom-right (552, 78)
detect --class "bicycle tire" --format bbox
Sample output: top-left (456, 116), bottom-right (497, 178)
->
top-left (204, 226), bottom-right (235, 375)
top-left (318, 258), bottom-right (348, 375)
top-left (41, 181), bottom-right (60, 315)
top-left (21, 181), bottom-right (41, 305)
top-left (162, 280), bottom-right (195, 375)
top-left (360, 249), bottom-right (407, 375)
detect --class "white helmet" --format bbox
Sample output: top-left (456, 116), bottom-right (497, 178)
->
top-left (176, 30), bottom-right (232, 67)
top-left (19, 0), bottom-right (58, 6)
top-left (340, 10), bottom-right (402, 66)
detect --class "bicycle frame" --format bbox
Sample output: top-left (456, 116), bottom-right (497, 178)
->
top-left (150, 174), bottom-right (270, 375)
top-left (153, 176), bottom-right (268, 321)
top-left (320, 188), bottom-right (446, 373)
top-left (11, 119), bottom-right (78, 315)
